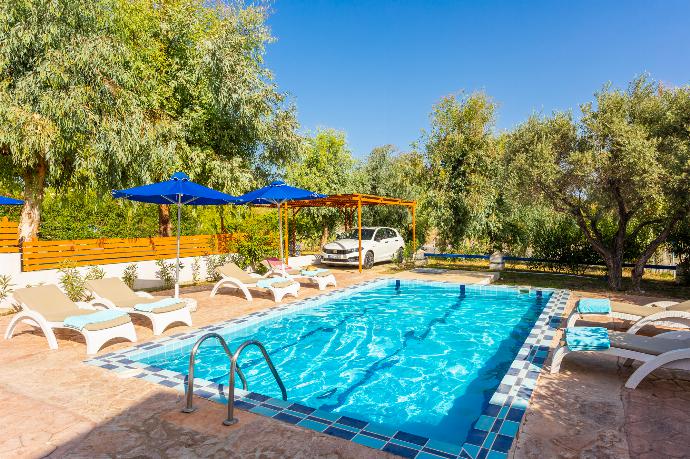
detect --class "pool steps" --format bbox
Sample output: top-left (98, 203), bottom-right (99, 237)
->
top-left (182, 333), bottom-right (287, 426)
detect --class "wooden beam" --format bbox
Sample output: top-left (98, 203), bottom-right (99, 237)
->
top-left (412, 204), bottom-right (416, 257)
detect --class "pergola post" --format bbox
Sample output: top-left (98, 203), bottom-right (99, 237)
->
top-left (357, 197), bottom-right (362, 273)
top-left (412, 204), bottom-right (416, 255)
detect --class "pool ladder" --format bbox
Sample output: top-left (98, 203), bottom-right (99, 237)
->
top-left (181, 333), bottom-right (287, 426)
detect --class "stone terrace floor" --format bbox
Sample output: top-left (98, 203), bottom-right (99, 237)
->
top-left (0, 267), bottom-right (689, 458)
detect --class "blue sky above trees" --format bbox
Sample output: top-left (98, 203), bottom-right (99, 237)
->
top-left (266, 0), bottom-right (690, 157)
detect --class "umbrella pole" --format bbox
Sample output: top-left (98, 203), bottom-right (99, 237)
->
top-left (277, 202), bottom-right (285, 273)
top-left (175, 195), bottom-right (181, 298)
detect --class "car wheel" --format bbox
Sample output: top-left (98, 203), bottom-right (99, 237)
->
top-left (393, 247), bottom-right (403, 262)
top-left (363, 251), bottom-right (374, 269)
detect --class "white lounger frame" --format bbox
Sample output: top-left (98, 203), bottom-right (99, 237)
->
top-left (266, 266), bottom-right (337, 291)
top-left (565, 300), bottom-right (690, 333)
top-left (4, 298), bottom-right (137, 355)
top-left (88, 291), bottom-right (192, 336)
top-left (551, 330), bottom-right (690, 389)
top-left (298, 273), bottom-right (337, 291)
top-left (210, 273), bottom-right (300, 303)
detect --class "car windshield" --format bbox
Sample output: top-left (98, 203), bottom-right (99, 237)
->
top-left (336, 229), bottom-right (375, 240)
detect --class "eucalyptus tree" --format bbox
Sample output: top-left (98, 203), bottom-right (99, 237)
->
top-left (0, 0), bottom-right (151, 241)
top-left (420, 92), bottom-right (500, 251)
top-left (118, 0), bottom-right (300, 235)
top-left (507, 77), bottom-right (690, 290)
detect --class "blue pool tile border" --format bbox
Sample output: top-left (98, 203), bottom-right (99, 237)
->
top-left (85, 278), bottom-right (568, 459)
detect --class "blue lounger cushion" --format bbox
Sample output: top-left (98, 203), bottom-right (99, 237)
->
top-left (257, 277), bottom-right (293, 288)
top-left (565, 327), bottom-right (611, 351)
top-left (64, 310), bottom-right (129, 331)
top-left (577, 298), bottom-right (612, 314)
top-left (134, 297), bottom-right (182, 312)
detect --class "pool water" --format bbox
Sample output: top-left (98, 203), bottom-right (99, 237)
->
top-left (141, 281), bottom-right (550, 445)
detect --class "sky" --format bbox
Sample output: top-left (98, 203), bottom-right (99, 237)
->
top-left (265, 0), bottom-right (690, 157)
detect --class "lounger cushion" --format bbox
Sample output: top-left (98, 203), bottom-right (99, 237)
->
top-left (86, 278), bottom-right (138, 303)
top-left (257, 277), bottom-right (296, 289)
top-left (272, 280), bottom-right (296, 288)
top-left (86, 278), bottom-right (185, 313)
top-left (13, 285), bottom-right (87, 322)
top-left (216, 264), bottom-right (257, 285)
top-left (611, 302), bottom-right (662, 317)
top-left (13, 285), bottom-right (133, 329)
top-left (608, 331), bottom-right (690, 356)
top-left (666, 300), bottom-right (690, 312)
top-left (115, 297), bottom-right (186, 313)
top-left (84, 314), bottom-right (132, 331)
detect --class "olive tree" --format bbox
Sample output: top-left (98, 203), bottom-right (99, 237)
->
top-left (116, 0), bottom-right (300, 235)
top-left (507, 77), bottom-right (690, 290)
top-left (420, 92), bottom-right (501, 251)
top-left (355, 145), bottom-right (428, 245)
top-left (0, 0), bottom-right (151, 241)
top-left (286, 128), bottom-right (356, 246)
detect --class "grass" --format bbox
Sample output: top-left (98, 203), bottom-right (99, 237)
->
top-left (426, 260), bottom-right (690, 300)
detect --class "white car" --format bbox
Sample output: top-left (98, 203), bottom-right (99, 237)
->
top-left (321, 227), bottom-right (405, 269)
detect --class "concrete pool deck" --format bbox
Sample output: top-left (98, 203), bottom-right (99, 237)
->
top-left (0, 267), bottom-right (688, 458)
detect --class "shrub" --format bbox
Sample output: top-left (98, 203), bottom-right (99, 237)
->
top-left (205, 254), bottom-right (231, 282)
top-left (86, 265), bottom-right (105, 281)
top-left (530, 218), bottom-right (601, 275)
top-left (236, 233), bottom-right (274, 272)
top-left (0, 275), bottom-right (14, 303)
top-left (122, 263), bottom-right (138, 289)
top-left (155, 259), bottom-right (183, 290)
top-left (393, 241), bottom-right (415, 269)
top-left (59, 262), bottom-right (85, 301)
top-left (191, 257), bottom-right (201, 285)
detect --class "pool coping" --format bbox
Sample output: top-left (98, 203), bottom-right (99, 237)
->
top-left (85, 278), bottom-right (569, 459)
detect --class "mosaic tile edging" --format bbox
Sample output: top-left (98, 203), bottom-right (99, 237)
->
top-left (457, 288), bottom-right (570, 459)
top-left (86, 280), bottom-right (568, 459)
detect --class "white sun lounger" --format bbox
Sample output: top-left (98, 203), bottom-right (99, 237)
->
top-left (4, 284), bottom-right (137, 354)
top-left (263, 259), bottom-right (337, 291)
top-left (210, 263), bottom-right (300, 302)
top-left (566, 298), bottom-right (690, 333)
top-left (551, 329), bottom-right (690, 389)
top-left (85, 278), bottom-right (192, 335)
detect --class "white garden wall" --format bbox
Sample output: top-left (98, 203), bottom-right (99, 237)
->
top-left (0, 253), bottom-right (317, 291)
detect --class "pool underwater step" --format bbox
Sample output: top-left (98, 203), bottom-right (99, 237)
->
top-left (182, 332), bottom-right (287, 426)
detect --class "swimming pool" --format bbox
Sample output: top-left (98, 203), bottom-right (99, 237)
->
top-left (89, 280), bottom-right (568, 458)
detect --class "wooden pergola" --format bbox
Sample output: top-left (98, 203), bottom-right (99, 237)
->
top-left (281, 193), bottom-right (416, 272)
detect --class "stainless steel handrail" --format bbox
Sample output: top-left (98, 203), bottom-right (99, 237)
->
top-left (181, 333), bottom-right (248, 414)
top-left (181, 334), bottom-right (288, 427)
top-left (224, 339), bottom-right (287, 426)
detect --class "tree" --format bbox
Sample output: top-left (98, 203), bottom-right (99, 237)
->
top-left (0, 0), bottom-right (151, 241)
top-left (355, 145), bottom-right (428, 245)
top-left (506, 77), bottom-right (690, 290)
top-left (116, 0), bottom-right (300, 236)
top-left (0, 0), bottom-right (300, 240)
top-left (420, 92), bottom-right (500, 250)
top-left (286, 128), bottom-right (355, 245)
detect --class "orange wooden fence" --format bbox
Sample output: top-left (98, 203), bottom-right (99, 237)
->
top-left (21, 233), bottom-right (244, 272)
top-left (0, 218), bottom-right (19, 253)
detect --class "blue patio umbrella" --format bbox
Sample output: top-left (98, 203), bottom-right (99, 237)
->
top-left (0, 195), bottom-right (23, 205)
top-left (113, 172), bottom-right (239, 297)
top-left (235, 181), bottom-right (325, 267)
